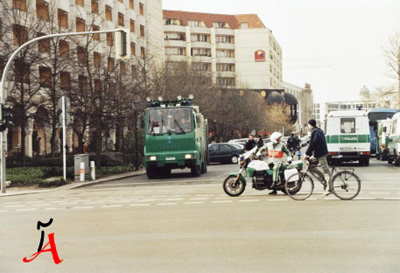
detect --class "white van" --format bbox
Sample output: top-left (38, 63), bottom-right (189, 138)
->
top-left (325, 111), bottom-right (370, 166)
top-left (388, 112), bottom-right (400, 166)
top-left (376, 118), bottom-right (392, 161)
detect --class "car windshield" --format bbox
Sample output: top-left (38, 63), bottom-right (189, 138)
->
top-left (147, 108), bottom-right (192, 135)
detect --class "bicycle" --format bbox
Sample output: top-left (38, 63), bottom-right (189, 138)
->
top-left (284, 156), bottom-right (361, 201)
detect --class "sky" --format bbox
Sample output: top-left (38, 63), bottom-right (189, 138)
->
top-left (162, 0), bottom-right (400, 104)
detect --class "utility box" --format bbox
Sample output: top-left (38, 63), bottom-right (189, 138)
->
top-left (74, 154), bottom-right (89, 181)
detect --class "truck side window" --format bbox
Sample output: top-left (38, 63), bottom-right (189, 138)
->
top-left (340, 118), bottom-right (355, 134)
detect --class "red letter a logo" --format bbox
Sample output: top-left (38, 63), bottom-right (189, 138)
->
top-left (23, 233), bottom-right (63, 264)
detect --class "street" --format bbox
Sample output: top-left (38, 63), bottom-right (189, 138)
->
top-left (0, 159), bottom-right (399, 273)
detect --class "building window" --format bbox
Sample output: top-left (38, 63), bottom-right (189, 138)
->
top-left (93, 52), bottom-right (101, 68)
top-left (139, 3), bottom-right (144, 15)
top-left (188, 20), bottom-right (200, 27)
top-left (216, 49), bottom-right (234, 58)
top-left (240, 22), bottom-right (248, 29)
top-left (12, 0), bottom-right (26, 11)
top-left (37, 32), bottom-right (50, 53)
top-left (140, 25), bottom-right (145, 37)
top-left (39, 66), bottom-right (52, 88)
top-left (78, 75), bottom-right (88, 93)
top-left (60, 72), bottom-right (71, 90)
top-left (14, 60), bottom-right (30, 83)
top-left (94, 79), bottom-right (102, 93)
top-left (165, 47), bottom-right (185, 56)
top-left (75, 0), bottom-right (84, 7)
top-left (131, 65), bottom-right (137, 77)
top-left (36, 0), bottom-right (49, 21)
top-left (91, 0), bottom-right (99, 14)
top-left (77, 46), bottom-right (85, 62)
top-left (108, 57), bottom-right (115, 72)
top-left (164, 32), bottom-right (185, 41)
top-left (217, 77), bottom-right (235, 87)
top-left (130, 42), bottom-right (136, 56)
top-left (106, 33), bottom-right (113, 46)
top-left (129, 0), bottom-right (134, 9)
top-left (216, 64), bottom-right (235, 72)
top-left (192, 63), bottom-right (211, 71)
top-left (216, 35), bottom-right (234, 44)
top-left (118, 13), bottom-right (124, 26)
top-left (59, 40), bottom-right (69, 58)
top-left (141, 47), bottom-right (145, 58)
top-left (92, 25), bottom-right (100, 40)
top-left (105, 5), bottom-right (112, 21)
top-left (164, 19), bottom-right (181, 26)
top-left (76, 18), bottom-right (85, 32)
top-left (130, 20), bottom-right (135, 33)
top-left (191, 34), bottom-right (209, 42)
top-left (58, 9), bottom-right (68, 28)
top-left (13, 24), bottom-right (28, 46)
top-left (120, 62), bottom-right (126, 75)
top-left (213, 22), bottom-right (229, 28)
top-left (191, 48), bottom-right (211, 57)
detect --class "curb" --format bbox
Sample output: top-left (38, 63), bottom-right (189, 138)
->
top-left (0, 170), bottom-right (146, 197)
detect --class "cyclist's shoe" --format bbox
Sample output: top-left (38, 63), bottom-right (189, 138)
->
top-left (322, 190), bottom-right (332, 197)
top-left (269, 190), bottom-right (278, 195)
top-left (270, 181), bottom-right (276, 188)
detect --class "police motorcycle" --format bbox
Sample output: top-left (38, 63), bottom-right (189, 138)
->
top-left (223, 146), bottom-right (304, 197)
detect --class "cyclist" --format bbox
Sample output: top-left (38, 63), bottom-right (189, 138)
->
top-left (304, 119), bottom-right (331, 197)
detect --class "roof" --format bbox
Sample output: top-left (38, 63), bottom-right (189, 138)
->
top-left (163, 10), bottom-right (265, 29)
top-left (327, 110), bottom-right (368, 117)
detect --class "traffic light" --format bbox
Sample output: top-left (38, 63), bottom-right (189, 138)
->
top-left (0, 103), bottom-right (13, 132)
top-left (115, 29), bottom-right (131, 60)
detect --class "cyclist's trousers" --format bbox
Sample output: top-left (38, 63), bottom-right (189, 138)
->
top-left (317, 155), bottom-right (332, 190)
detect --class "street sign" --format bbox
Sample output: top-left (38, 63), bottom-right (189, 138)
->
top-left (59, 113), bottom-right (71, 126)
top-left (58, 96), bottom-right (70, 111)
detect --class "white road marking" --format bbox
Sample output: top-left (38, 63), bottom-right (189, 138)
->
top-left (32, 203), bottom-right (51, 206)
top-left (85, 201), bottom-right (105, 204)
top-left (16, 208), bottom-right (37, 212)
top-left (189, 197), bottom-right (209, 201)
top-left (102, 205), bottom-right (122, 208)
top-left (0, 210), bottom-right (9, 213)
top-left (45, 208), bottom-right (60, 210)
top-left (157, 203), bottom-right (178, 206)
top-left (239, 199), bottom-right (260, 203)
top-left (58, 203), bottom-right (79, 205)
top-left (370, 192), bottom-right (390, 195)
top-left (163, 198), bottom-right (184, 201)
top-left (195, 194), bottom-right (214, 197)
top-left (3, 201), bottom-right (21, 205)
top-left (5, 204), bottom-right (24, 208)
top-left (185, 202), bottom-right (205, 205)
top-left (212, 200), bottom-right (232, 204)
top-left (383, 197), bottom-right (400, 200)
top-left (73, 206), bottom-right (94, 209)
top-left (110, 200), bottom-right (131, 203)
top-left (130, 204), bottom-right (150, 207)
top-left (267, 199), bottom-right (288, 202)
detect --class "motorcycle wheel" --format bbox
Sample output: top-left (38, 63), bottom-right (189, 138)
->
top-left (223, 175), bottom-right (246, 197)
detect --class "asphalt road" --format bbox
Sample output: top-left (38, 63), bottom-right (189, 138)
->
top-left (0, 158), bottom-right (399, 273)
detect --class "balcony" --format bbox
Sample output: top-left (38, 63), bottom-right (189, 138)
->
top-left (192, 56), bottom-right (212, 63)
top-left (165, 40), bottom-right (186, 47)
top-left (191, 41), bottom-right (211, 49)
top-left (216, 71), bottom-right (236, 78)
top-left (216, 43), bottom-right (235, 50)
top-left (214, 28), bottom-right (235, 35)
top-left (190, 27), bottom-right (211, 34)
top-left (164, 25), bottom-right (186, 33)
top-left (216, 57), bottom-right (235, 63)
top-left (167, 55), bottom-right (187, 62)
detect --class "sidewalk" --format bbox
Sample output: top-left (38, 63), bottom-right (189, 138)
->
top-left (0, 169), bottom-right (146, 198)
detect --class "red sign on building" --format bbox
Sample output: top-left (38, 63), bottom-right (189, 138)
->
top-left (255, 50), bottom-right (266, 62)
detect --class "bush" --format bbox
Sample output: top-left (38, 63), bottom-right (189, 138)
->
top-left (6, 167), bottom-right (69, 188)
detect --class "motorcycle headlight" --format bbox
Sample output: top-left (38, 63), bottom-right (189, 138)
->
top-left (240, 160), bottom-right (245, 166)
top-left (239, 155), bottom-right (244, 161)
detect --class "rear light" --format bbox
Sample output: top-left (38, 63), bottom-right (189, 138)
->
top-left (360, 151), bottom-right (370, 155)
top-left (329, 152), bottom-right (339, 155)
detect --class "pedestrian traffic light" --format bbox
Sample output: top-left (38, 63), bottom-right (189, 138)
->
top-left (115, 29), bottom-right (131, 60)
top-left (0, 103), bottom-right (13, 132)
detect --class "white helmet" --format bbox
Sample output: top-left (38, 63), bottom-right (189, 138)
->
top-left (270, 132), bottom-right (282, 144)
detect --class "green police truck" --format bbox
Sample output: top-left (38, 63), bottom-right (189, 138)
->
top-left (144, 96), bottom-right (208, 179)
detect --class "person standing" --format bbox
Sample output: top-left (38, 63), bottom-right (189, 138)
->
top-left (256, 135), bottom-right (264, 148)
top-left (304, 119), bottom-right (331, 197)
top-left (244, 134), bottom-right (257, 152)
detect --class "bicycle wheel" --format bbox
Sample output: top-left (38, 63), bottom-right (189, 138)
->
top-left (331, 171), bottom-right (361, 200)
top-left (285, 172), bottom-right (314, 201)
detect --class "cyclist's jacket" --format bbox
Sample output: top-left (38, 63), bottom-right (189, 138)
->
top-left (259, 142), bottom-right (290, 163)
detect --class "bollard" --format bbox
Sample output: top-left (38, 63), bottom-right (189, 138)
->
top-left (90, 161), bottom-right (96, 180)
top-left (80, 162), bottom-right (85, 182)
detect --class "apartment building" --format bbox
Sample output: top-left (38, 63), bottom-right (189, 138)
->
top-left (163, 10), bottom-right (282, 89)
top-left (1, 0), bottom-right (163, 157)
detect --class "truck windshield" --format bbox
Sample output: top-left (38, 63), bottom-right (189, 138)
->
top-left (147, 108), bottom-right (192, 135)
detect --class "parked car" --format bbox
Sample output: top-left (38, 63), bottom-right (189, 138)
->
top-left (230, 143), bottom-right (245, 151)
top-left (228, 138), bottom-right (248, 145)
top-left (208, 143), bottom-right (243, 164)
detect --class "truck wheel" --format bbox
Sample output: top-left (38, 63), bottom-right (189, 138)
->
top-left (191, 164), bottom-right (201, 177)
top-left (364, 159), bottom-right (370, 166)
top-left (201, 158), bottom-right (207, 174)
top-left (388, 155), bottom-right (393, 164)
top-left (146, 167), bottom-right (157, 179)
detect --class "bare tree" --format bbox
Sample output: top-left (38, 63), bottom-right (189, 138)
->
top-left (384, 32), bottom-right (400, 108)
